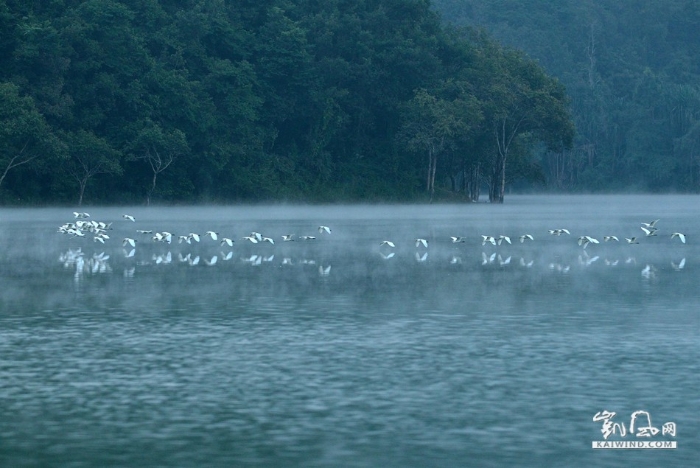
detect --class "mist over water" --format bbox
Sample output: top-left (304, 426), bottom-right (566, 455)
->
top-left (1, 195), bottom-right (698, 467)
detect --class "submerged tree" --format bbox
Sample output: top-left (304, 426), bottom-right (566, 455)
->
top-left (475, 44), bottom-right (574, 203)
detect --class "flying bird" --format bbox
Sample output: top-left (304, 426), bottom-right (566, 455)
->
top-left (380, 240), bottom-right (395, 248)
top-left (603, 236), bottom-right (619, 242)
top-left (671, 232), bottom-right (686, 244)
top-left (123, 214), bottom-right (135, 222)
top-left (318, 226), bottom-right (332, 234)
top-left (415, 238), bottom-right (428, 248)
top-left (519, 234), bottom-right (534, 243)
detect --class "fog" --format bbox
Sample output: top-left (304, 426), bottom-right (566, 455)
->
top-left (1, 195), bottom-right (698, 467)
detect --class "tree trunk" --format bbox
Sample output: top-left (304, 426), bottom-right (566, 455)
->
top-left (78, 178), bottom-right (87, 206)
top-left (147, 172), bottom-right (158, 206)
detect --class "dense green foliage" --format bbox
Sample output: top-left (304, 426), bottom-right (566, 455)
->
top-left (0, 0), bottom-right (573, 204)
top-left (433, 0), bottom-right (700, 192)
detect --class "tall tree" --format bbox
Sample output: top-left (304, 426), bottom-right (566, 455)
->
top-left (0, 82), bottom-right (63, 191)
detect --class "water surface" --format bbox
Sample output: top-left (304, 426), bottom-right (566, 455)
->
top-left (1, 196), bottom-right (698, 467)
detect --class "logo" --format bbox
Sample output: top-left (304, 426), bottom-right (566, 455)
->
top-left (592, 410), bottom-right (677, 449)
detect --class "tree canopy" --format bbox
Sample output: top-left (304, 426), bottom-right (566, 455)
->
top-left (0, 0), bottom-right (575, 204)
top-left (433, 0), bottom-right (700, 192)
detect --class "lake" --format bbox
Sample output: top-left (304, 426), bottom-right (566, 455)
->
top-left (1, 195), bottom-right (698, 467)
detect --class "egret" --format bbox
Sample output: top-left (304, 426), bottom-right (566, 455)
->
top-left (481, 235), bottom-right (496, 246)
top-left (671, 232), bottom-right (686, 244)
top-left (497, 235), bottom-right (511, 245)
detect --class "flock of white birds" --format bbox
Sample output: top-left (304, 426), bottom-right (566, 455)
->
top-left (56, 211), bottom-right (688, 279)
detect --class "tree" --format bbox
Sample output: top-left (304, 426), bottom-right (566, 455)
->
top-left (0, 82), bottom-right (63, 191)
top-left (64, 130), bottom-right (122, 205)
top-left (400, 86), bottom-right (480, 202)
top-left (130, 121), bottom-right (189, 205)
top-left (475, 45), bottom-right (574, 203)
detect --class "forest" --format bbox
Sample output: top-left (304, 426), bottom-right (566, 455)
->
top-left (433, 0), bottom-right (700, 193)
top-left (8, 0), bottom-right (684, 205)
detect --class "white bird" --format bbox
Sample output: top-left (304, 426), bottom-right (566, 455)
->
top-left (641, 219), bottom-right (660, 228)
top-left (178, 235), bottom-right (191, 244)
top-left (450, 236), bottom-right (466, 243)
top-left (380, 241), bottom-right (395, 248)
top-left (161, 232), bottom-right (173, 244)
top-left (262, 237), bottom-right (275, 244)
top-left (671, 232), bottom-right (686, 244)
top-left (301, 236), bottom-right (316, 241)
top-left (93, 236), bottom-right (105, 244)
top-left (123, 214), bottom-right (135, 222)
top-left (549, 229), bottom-right (570, 236)
top-left (640, 227), bottom-right (657, 237)
top-left (188, 233), bottom-right (201, 243)
top-left (123, 238), bottom-right (136, 248)
top-left (282, 235), bottom-right (295, 242)
top-left (625, 237), bottom-right (639, 244)
top-left (242, 236), bottom-right (258, 243)
top-left (604, 236), bottom-right (619, 242)
top-left (519, 234), bottom-right (534, 243)
top-left (205, 231), bottom-right (218, 241)
top-left (73, 212), bottom-right (90, 218)
top-left (497, 235), bottom-right (511, 245)
top-left (220, 238), bottom-right (234, 247)
top-left (136, 230), bottom-right (152, 234)
top-left (577, 236), bottom-right (599, 249)
top-left (250, 232), bottom-right (263, 242)
top-left (482, 235), bottom-right (496, 246)
top-left (318, 226), bottom-right (332, 234)
top-left (415, 238), bottom-right (428, 248)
